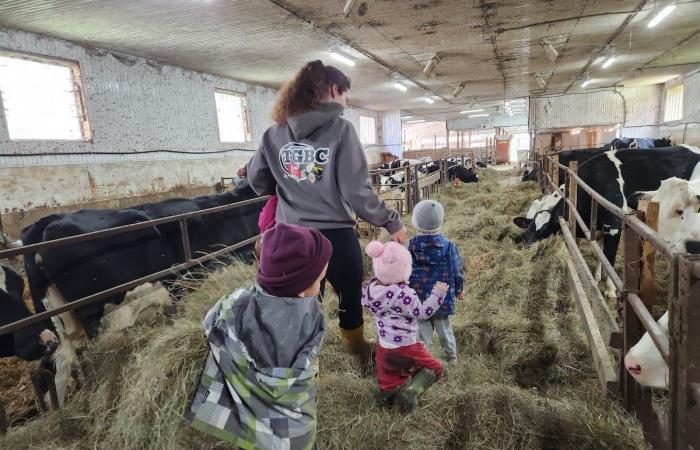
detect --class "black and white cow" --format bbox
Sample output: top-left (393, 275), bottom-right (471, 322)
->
top-left (0, 265), bottom-right (58, 361)
top-left (605, 137), bottom-right (673, 150)
top-left (449, 165), bottom-right (479, 183)
top-left (521, 165), bottom-right (539, 183)
top-left (514, 146), bottom-right (700, 266)
top-left (14, 180), bottom-right (262, 404)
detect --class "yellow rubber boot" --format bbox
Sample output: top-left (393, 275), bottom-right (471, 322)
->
top-left (340, 324), bottom-right (375, 375)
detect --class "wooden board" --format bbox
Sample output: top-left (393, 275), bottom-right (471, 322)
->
top-left (418, 172), bottom-right (441, 189)
top-left (565, 255), bottom-right (619, 396)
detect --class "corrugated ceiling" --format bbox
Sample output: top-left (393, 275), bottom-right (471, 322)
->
top-left (0, 0), bottom-right (698, 121)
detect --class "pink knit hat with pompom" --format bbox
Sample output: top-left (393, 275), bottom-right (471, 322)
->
top-left (365, 241), bottom-right (413, 285)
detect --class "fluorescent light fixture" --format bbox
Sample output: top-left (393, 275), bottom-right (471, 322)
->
top-left (469, 113), bottom-right (489, 118)
top-left (460, 109), bottom-right (483, 114)
top-left (571, 128), bottom-right (582, 135)
top-left (423, 55), bottom-right (441, 78)
top-left (536, 74), bottom-right (547, 88)
top-left (543, 43), bottom-right (559, 63)
top-left (393, 82), bottom-right (408, 92)
top-left (329, 49), bottom-right (356, 67)
top-left (602, 56), bottom-right (616, 69)
top-left (453, 82), bottom-right (465, 98)
top-left (581, 79), bottom-right (592, 88)
top-left (405, 119), bottom-right (425, 123)
top-left (402, 116), bottom-right (414, 120)
top-left (423, 97), bottom-right (435, 104)
top-left (648, 4), bottom-right (676, 28)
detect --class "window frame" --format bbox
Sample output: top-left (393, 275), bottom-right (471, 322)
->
top-left (0, 50), bottom-right (92, 142)
top-left (664, 83), bottom-right (684, 123)
top-left (214, 89), bottom-right (252, 145)
top-left (359, 115), bottom-right (377, 145)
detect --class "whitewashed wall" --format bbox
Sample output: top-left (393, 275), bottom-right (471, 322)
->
top-left (0, 28), bottom-right (379, 237)
top-left (657, 71), bottom-right (700, 146)
top-left (379, 110), bottom-right (402, 157)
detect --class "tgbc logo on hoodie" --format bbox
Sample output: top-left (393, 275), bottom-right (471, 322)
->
top-left (279, 142), bottom-right (329, 183)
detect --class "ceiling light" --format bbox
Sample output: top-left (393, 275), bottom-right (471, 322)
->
top-left (571, 128), bottom-right (582, 135)
top-left (581, 79), bottom-right (592, 88)
top-left (405, 119), bottom-right (425, 124)
top-left (602, 56), bottom-right (616, 69)
top-left (536, 74), bottom-right (547, 88)
top-left (648, 4), bottom-right (676, 28)
top-left (460, 109), bottom-right (483, 114)
top-left (542, 43), bottom-right (559, 63)
top-left (393, 82), bottom-right (408, 92)
top-left (469, 113), bottom-right (489, 118)
top-left (402, 116), bottom-right (414, 120)
top-left (329, 49), bottom-right (356, 67)
top-left (453, 82), bottom-right (465, 98)
top-left (423, 97), bottom-right (435, 104)
top-left (423, 55), bottom-right (441, 78)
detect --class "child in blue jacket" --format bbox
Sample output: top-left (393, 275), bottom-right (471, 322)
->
top-left (408, 200), bottom-right (464, 362)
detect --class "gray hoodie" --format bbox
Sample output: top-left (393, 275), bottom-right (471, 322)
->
top-left (246, 102), bottom-right (403, 233)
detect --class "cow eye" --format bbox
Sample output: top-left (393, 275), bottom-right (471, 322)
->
top-left (675, 209), bottom-right (683, 216)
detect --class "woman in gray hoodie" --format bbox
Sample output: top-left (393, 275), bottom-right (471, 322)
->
top-left (246, 60), bottom-right (406, 363)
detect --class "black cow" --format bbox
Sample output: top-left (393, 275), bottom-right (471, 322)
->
top-left (514, 146), bottom-right (700, 265)
top-left (21, 180), bottom-right (262, 338)
top-left (550, 147), bottom-right (606, 185)
top-left (521, 166), bottom-right (539, 183)
top-left (0, 266), bottom-right (57, 361)
top-left (450, 165), bottom-right (479, 183)
top-left (604, 137), bottom-right (672, 150)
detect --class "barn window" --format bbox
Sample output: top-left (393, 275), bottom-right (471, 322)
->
top-left (0, 52), bottom-right (90, 141)
top-left (359, 115), bottom-right (376, 145)
top-left (214, 90), bottom-right (251, 143)
top-left (664, 84), bottom-right (683, 122)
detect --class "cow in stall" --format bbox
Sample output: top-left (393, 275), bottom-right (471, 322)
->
top-left (513, 146), bottom-right (700, 296)
top-left (15, 180), bottom-right (262, 406)
top-left (604, 137), bottom-right (673, 150)
top-left (449, 165), bottom-right (479, 183)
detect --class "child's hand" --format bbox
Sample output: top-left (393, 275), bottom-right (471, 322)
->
top-left (457, 292), bottom-right (465, 301)
top-left (433, 282), bottom-right (449, 297)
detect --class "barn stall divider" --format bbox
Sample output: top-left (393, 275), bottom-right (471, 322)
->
top-left (0, 194), bottom-right (270, 422)
top-left (536, 152), bottom-right (700, 450)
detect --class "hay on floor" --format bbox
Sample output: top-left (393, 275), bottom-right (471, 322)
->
top-left (0, 168), bottom-right (649, 450)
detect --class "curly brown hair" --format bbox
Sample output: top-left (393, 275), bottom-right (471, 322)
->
top-left (271, 60), bottom-right (351, 125)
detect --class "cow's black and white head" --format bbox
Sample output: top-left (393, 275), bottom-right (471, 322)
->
top-left (380, 173), bottom-right (405, 192)
top-left (512, 187), bottom-right (565, 244)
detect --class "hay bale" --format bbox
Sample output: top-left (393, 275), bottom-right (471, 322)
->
top-left (0, 169), bottom-right (650, 450)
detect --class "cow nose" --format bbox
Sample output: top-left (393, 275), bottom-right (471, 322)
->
top-left (624, 354), bottom-right (642, 375)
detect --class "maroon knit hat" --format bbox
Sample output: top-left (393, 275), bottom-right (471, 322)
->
top-left (256, 223), bottom-right (332, 297)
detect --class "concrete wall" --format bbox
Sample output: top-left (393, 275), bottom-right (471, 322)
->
top-left (657, 70), bottom-right (700, 146)
top-left (0, 29), bottom-right (379, 238)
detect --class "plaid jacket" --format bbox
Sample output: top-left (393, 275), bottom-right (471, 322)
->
top-left (408, 234), bottom-right (464, 318)
top-left (186, 287), bottom-right (324, 450)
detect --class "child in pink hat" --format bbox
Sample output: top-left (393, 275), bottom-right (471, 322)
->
top-left (361, 240), bottom-right (448, 412)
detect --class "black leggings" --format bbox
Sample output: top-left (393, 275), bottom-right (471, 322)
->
top-left (319, 228), bottom-right (364, 330)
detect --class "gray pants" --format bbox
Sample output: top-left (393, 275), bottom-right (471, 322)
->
top-left (418, 316), bottom-right (457, 360)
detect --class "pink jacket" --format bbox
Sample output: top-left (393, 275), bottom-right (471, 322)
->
top-left (258, 195), bottom-right (278, 233)
top-left (361, 277), bottom-right (444, 349)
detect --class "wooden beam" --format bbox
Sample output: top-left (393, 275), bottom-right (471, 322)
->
top-left (639, 201), bottom-right (659, 308)
top-left (565, 255), bottom-right (619, 396)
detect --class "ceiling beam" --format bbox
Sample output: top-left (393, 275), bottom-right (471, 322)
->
top-left (641, 28), bottom-right (700, 70)
top-left (563, 0), bottom-right (650, 93)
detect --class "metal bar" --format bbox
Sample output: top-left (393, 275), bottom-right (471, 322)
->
top-left (627, 292), bottom-right (670, 364)
top-left (0, 196), bottom-right (269, 260)
top-left (0, 235), bottom-right (261, 336)
top-left (178, 219), bottom-right (192, 261)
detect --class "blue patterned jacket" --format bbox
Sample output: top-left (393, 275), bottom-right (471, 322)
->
top-left (408, 234), bottom-right (464, 318)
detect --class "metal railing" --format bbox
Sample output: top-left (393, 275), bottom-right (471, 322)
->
top-left (0, 195), bottom-right (269, 337)
top-left (537, 151), bottom-right (700, 450)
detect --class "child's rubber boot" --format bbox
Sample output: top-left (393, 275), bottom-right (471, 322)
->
top-left (340, 324), bottom-right (375, 376)
top-left (395, 368), bottom-right (438, 413)
top-left (375, 388), bottom-right (398, 409)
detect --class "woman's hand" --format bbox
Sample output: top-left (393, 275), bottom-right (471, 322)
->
top-left (390, 226), bottom-right (408, 245)
top-left (457, 292), bottom-right (465, 301)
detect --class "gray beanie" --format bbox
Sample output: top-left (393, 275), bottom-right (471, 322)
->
top-left (412, 200), bottom-right (445, 235)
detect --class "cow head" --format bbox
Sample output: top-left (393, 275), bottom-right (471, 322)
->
top-left (380, 173), bottom-right (404, 192)
top-left (629, 177), bottom-right (700, 254)
top-left (624, 312), bottom-right (669, 388)
top-left (513, 187), bottom-right (565, 244)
